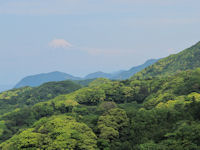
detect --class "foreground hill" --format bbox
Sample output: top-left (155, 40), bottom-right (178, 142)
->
top-left (14, 71), bottom-right (81, 88)
top-left (1, 42), bottom-right (200, 149)
top-left (133, 41), bottom-right (200, 79)
top-left (1, 67), bottom-right (200, 149)
top-left (0, 80), bottom-right (82, 115)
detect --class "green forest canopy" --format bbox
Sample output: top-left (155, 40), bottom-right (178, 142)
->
top-left (0, 42), bottom-right (200, 149)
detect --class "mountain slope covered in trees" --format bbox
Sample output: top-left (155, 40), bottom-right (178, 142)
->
top-left (1, 68), bottom-right (200, 149)
top-left (133, 41), bottom-right (200, 79)
top-left (0, 42), bottom-right (200, 149)
top-left (0, 80), bottom-right (82, 115)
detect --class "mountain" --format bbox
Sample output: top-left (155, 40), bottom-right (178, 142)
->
top-left (111, 59), bottom-right (158, 80)
top-left (1, 68), bottom-right (200, 149)
top-left (84, 71), bottom-right (112, 79)
top-left (84, 59), bottom-right (158, 80)
top-left (0, 80), bottom-right (82, 115)
top-left (133, 41), bottom-right (200, 79)
top-left (14, 71), bottom-right (81, 88)
top-left (14, 59), bottom-right (158, 88)
top-left (1, 42), bottom-right (200, 149)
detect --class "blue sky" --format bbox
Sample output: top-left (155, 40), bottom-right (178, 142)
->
top-left (0, 0), bottom-right (200, 85)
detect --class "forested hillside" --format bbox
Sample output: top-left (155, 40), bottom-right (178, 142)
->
top-left (0, 67), bottom-right (200, 149)
top-left (133, 41), bottom-right (200, 79)
top-left (0, 42), bottom-right (200, 149)
top-left (0, 80), bottom-right (81, 115)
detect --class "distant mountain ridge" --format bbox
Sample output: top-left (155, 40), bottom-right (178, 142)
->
top-left (84, 71), bottom-right (112, 79)
top-left (85, 59), bottom-right (158, 80)
top-left (14, 71), bottom-right (81, 88)
top-left (111, 59), bottom-right (158, 80)
top-left (14, 59), bottom-right (158, 88)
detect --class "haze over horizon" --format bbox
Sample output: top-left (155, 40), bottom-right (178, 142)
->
top-left (1, 0), bottom-right (200, 85)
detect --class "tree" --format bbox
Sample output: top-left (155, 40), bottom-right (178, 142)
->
top-left (98, 108), bottom-right (129, 143)
top-left (0, 115), bottom-right (98, 150)
top-left (75, 87), bottom-right (106, 105)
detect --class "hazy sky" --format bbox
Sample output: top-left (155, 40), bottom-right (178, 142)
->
top-left (1, 0), bottom-right (200, 85)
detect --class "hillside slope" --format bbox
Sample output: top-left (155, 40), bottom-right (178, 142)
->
top-left (1, 68), bottom-right (200, 149)
top-left (0, 80), bottom-right (81, 115)
top-left (133, 41), bottom-right (200, 79)
top-left (2, 42), bottom-right (200, 149)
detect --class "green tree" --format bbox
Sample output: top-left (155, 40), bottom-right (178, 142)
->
top-left (98, 108), bottom-right (129, 143)
top-left (0, 115), bottom-right (97, 150)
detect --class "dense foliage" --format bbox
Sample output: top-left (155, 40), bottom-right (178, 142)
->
top-left (0, 67), bottom-right (200, 149)
top-left (1, 115), bottom-right (97, 150)
top-left (0, 80), bottom-right (81, 115)
top-left (0, 42), bottom-right (200, 149)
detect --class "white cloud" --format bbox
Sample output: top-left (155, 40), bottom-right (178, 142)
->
top-left (49, 39), bottom-right (72, 48)
top-left (48, 39), bottom-right (135, 55)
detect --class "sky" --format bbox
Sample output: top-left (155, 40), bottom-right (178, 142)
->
top-left (0, 0), bottom-right (200, 85)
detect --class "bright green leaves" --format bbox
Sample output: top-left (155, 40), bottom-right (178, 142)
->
top-left (159, 122), bottom-right (200, 149)
top-left (98, 108), bottom-right (129, 141)
top-left (99, 126), bottom-right (119, 141)
top-left (0, 115), bottom-right (97, 150)
top-left (0, 128), bottom-right (49, 150)
top-left (76, 87), bottom-right (106, 105)
top-left (98, 101), bottom-right (117, 112)
top-left (0, 87), bottom-right (32, 100)
top-left (139, 141), bottom-right (167, 150)
top-left (1, 59), bottom-right (200, 150)
top-left (97, 108), bottom-right (130, 150)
